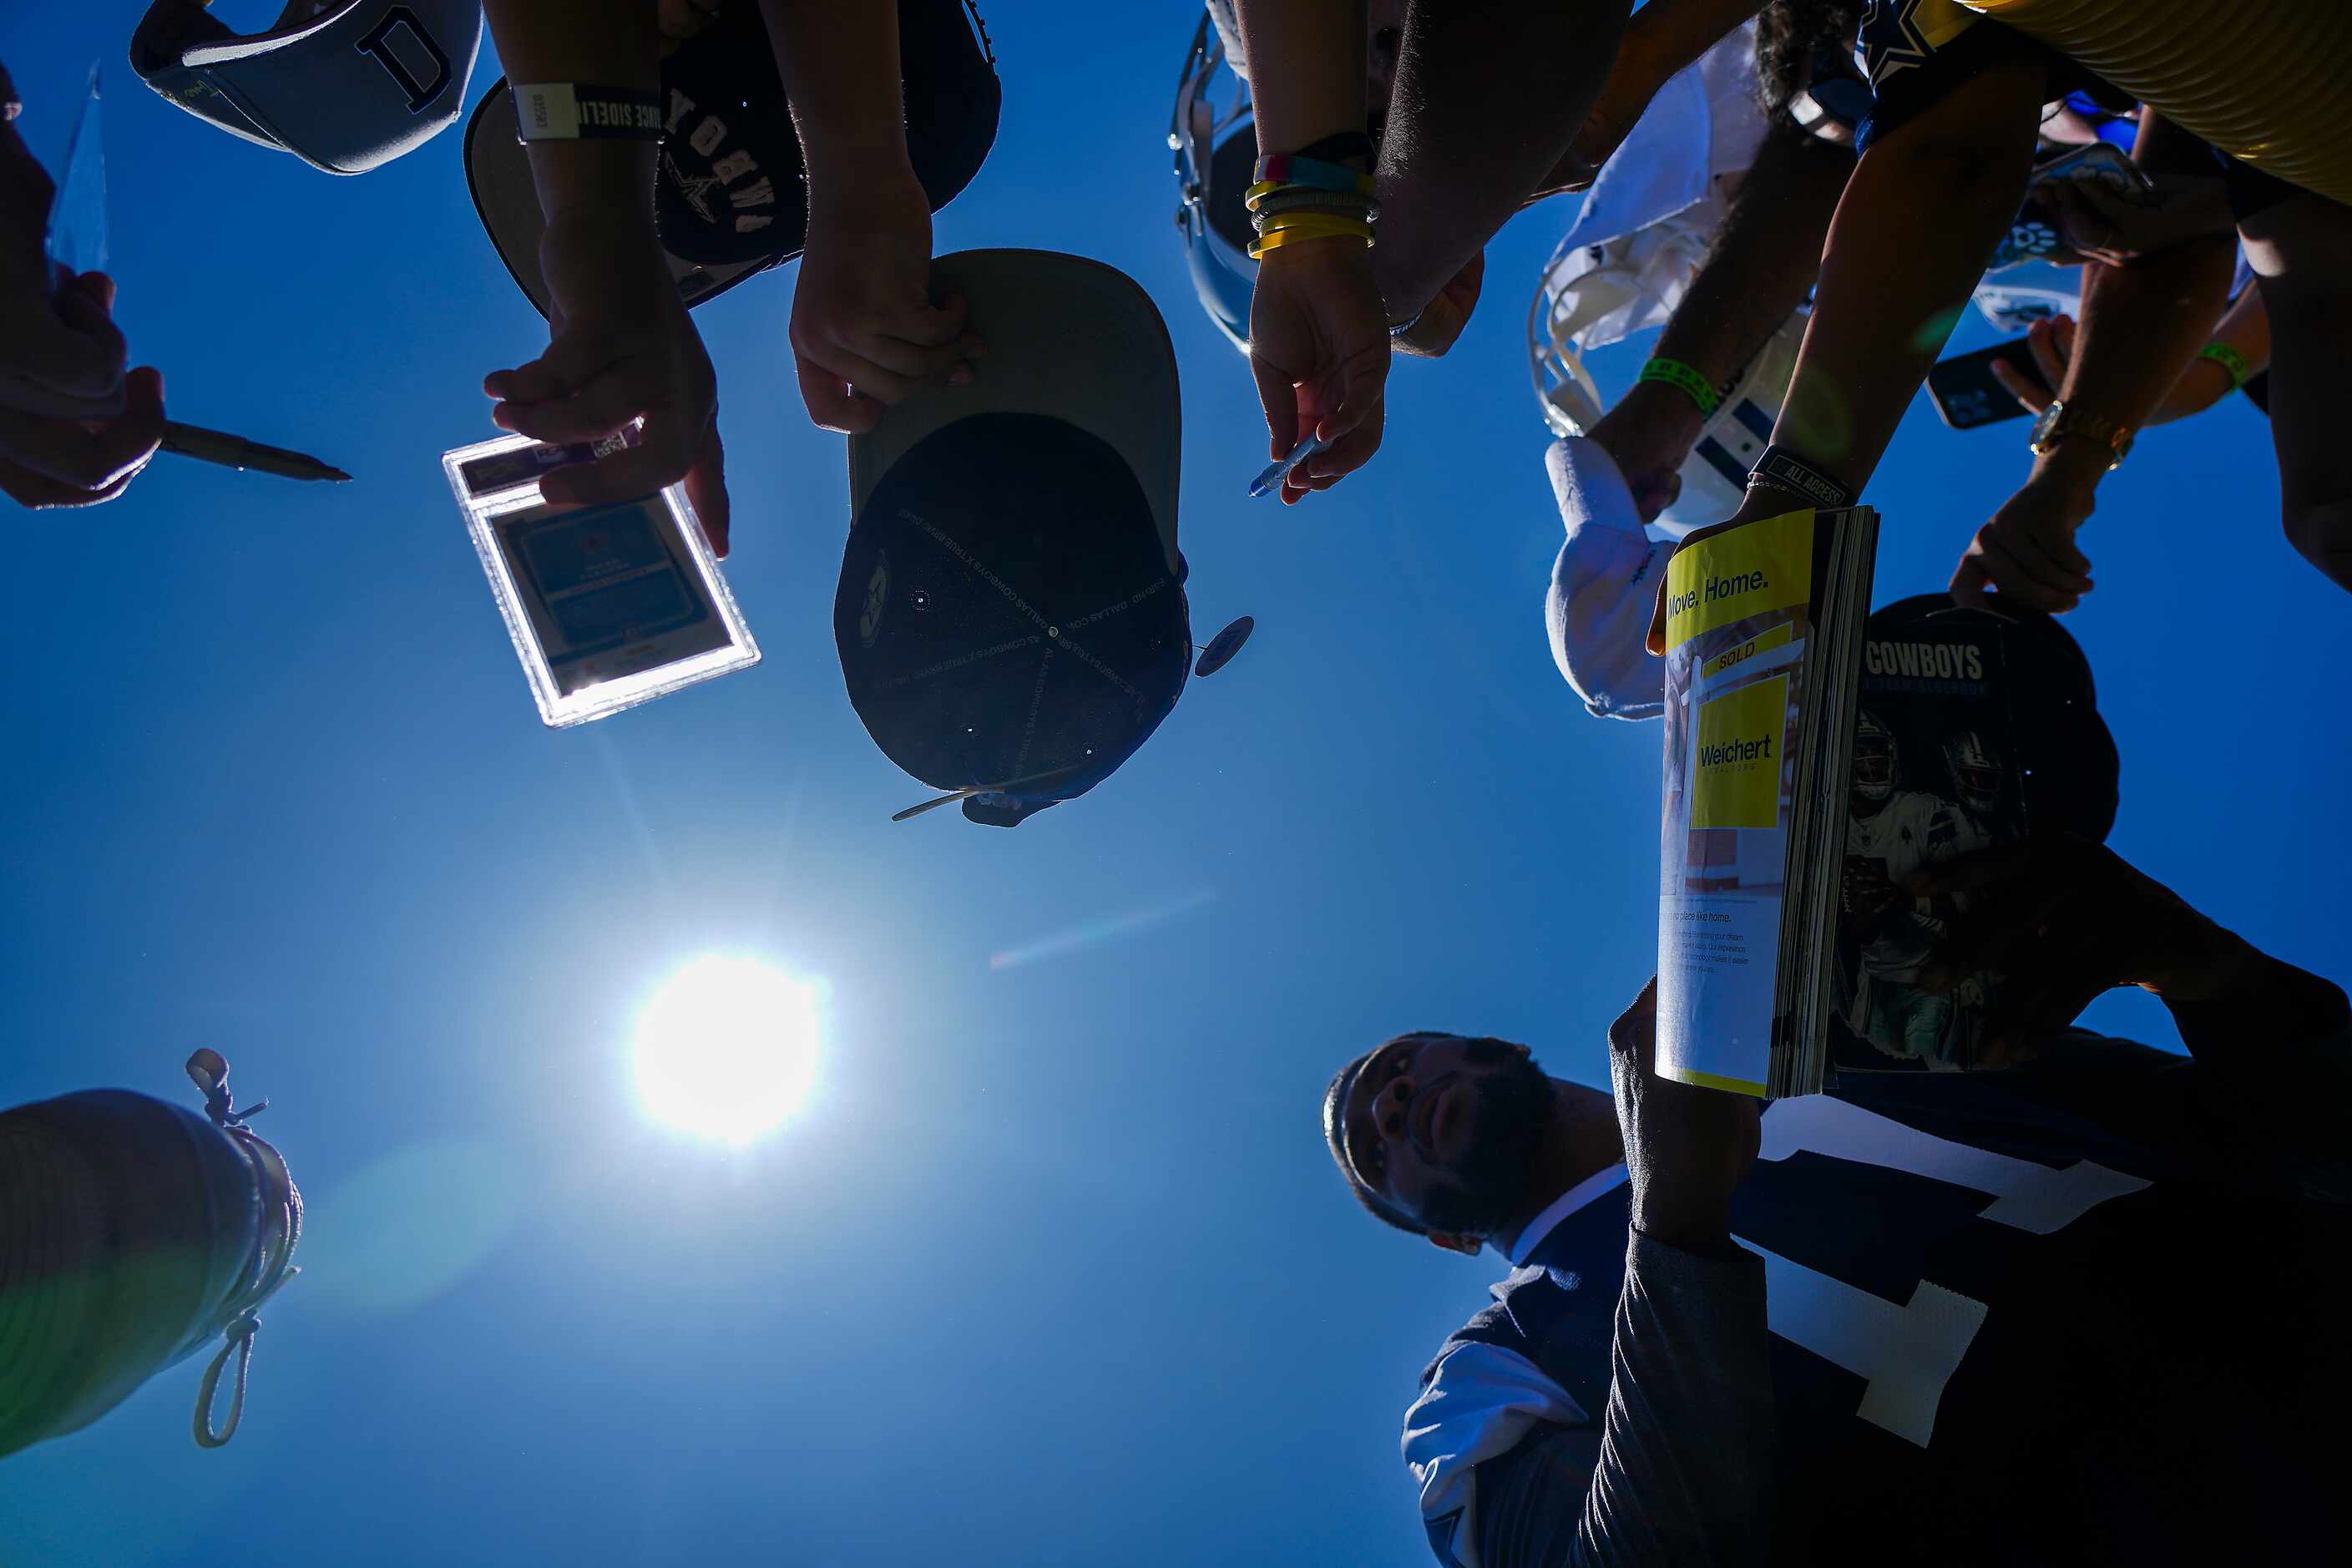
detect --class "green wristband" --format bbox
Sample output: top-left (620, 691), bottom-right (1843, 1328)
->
top-left (1638, 357), bottom-right (1720, 417)
top-left (2197, 341), bottom-right (2251, 392)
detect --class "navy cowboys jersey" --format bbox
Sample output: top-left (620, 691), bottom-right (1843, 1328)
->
top-left (1404, 1044), bottom-right (2349, 1565)
top-left (1859, 1), bottom-right (1984, 87)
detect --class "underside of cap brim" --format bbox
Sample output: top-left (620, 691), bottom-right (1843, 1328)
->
top-left (463, 82), bottom-right (772, 319)
top-left (135, 0), bottom-right (482, 175)
top-left (849, 250), bottom-right (1182, 573)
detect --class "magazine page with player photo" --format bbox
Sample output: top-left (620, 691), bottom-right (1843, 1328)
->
top-left (1830, 619), bottom-right (2029, 1075)
top-left (1657, 506), bottom-right (1877, 1099)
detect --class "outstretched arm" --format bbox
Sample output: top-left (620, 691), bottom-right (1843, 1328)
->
top-left (1461, 1236), bottom-right (1774, 1568)
top-left (1371, 1), bottom-right (1631, 324)
top-left (1588, 121), bottom-right (1852, 517)
top-left (760, 0), bottom-right (979, 433)
top-left (1950, 114), bottom-right (2238, 611)
top-left (1644, 51), bottom-right (2048, 651)
top-left (477, 0), bottom-right (729, 549)
top-left (1229, 1), bottom-right (1390, 503)
top-left (1914, 842), bottom-right (2352, 1203)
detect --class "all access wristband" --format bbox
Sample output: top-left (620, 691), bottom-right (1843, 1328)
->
top-left (1747, 445), bottom-right (1855, 509)
top-left (511, 83), bottom-right (664, 144)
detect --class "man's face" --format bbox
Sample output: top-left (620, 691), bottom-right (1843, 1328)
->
top-left (1334, 1034), bottom-right (1554, 1239)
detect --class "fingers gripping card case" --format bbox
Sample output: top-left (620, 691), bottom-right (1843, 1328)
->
top-left (443, 432), bottom-right (759, 727)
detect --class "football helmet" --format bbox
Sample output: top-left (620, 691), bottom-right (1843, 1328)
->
top-left (1853, 711), bottom-right (1898, 802)
top-left (1944, 731), bottom-right (2002, 813)
top-left (1168, 11), bottom-right (1257, 353)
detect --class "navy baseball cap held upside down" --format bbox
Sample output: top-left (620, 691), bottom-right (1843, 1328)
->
top-left (838, 250), bottom-right (1199, 829)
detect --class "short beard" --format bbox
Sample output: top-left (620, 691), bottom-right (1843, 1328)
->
top-left (1413, 1044), bottom-right (1556, 1239)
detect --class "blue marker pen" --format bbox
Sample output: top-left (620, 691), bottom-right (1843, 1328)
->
top-left (1248, 433), bottom-right (1330, 498)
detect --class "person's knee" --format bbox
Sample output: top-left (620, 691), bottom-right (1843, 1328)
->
top-left (2284, 500), bottom-right (2352, 592)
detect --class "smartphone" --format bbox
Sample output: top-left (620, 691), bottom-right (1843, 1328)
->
top-left (1988, 142), bottom-right (2159, 270)
top-left (2029, 141), bottom-right (2156, 205)
top-left (1926, 338), bottom-right (2046, 430)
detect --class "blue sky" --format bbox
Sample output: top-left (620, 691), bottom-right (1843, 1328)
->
top-left (3, 5), bottom-right (2344, 1566)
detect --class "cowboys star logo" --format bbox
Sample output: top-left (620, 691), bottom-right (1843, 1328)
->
top-left (664, 149), bottom-right (723, 226)
top-left (1859, 0), bottom-right (1982, 86)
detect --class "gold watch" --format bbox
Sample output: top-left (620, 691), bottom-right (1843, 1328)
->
top-left (2027, 401), bottom-right (2134, 469)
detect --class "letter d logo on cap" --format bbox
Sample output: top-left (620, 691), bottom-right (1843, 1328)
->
top-left (355, 7), bottom-right (452, 113)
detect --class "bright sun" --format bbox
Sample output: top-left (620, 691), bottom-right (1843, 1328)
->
top-left (632, 957), bottom-right (822, 1145)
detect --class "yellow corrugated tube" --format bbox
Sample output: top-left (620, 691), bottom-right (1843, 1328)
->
top-left (1966, 0), bottom-right (2352, 204)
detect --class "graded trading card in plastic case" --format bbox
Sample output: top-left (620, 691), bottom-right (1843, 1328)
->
top-left (443, 431), bottom-right (759, 727)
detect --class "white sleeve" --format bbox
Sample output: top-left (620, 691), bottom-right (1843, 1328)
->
top-left (1407, 1337), bottom-right (1590, 1568)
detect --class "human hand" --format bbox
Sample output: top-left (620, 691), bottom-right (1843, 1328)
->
top-left (1589, 379), bottom-right (1708, 523)
top-left (1388, 250), bottom-right (1484, 361)
top-left (0, 355), bottom-right (164, 508)
top-left (1911, 840), bottom-right (2255, 1063)
top-left (1609, 977), bottom-right (1759, 1252)
top-left (0, 78), bottom-right (130, 422)
top-left (790, 173), bottom-right (979, 435)
top-left (484, 205), bottom-right (730, 556)
top-left (1950, 460), bottom-right (2098, 613)
top-left (2044, 172), bottom-right (2231, 268)
top-left (1989, 312), bottom-right (2069, 417)
top-left (1247, 236), bottom-right (1390, 505)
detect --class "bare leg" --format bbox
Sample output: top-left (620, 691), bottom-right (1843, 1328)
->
top-left (2238, 192), bottom-right (2352, 594)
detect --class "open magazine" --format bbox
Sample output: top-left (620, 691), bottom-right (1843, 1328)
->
top-left (1654, 507), bottom-right (1875, 1098)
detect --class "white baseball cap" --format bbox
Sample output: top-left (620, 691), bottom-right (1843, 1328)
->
top-left (130, 0), bottom-right (481, 175)
top-left (1544, 436), bottom-right (1670, 722)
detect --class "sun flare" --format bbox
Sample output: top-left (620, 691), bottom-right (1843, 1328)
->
top-left (632, 957), bottom-right (821, 1145)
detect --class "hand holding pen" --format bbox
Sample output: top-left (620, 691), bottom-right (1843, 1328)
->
top-left (0, 58), bottom-right (165, 508)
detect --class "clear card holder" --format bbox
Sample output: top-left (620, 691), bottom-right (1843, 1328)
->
top-left (443, 431), bottom-right (759, 727)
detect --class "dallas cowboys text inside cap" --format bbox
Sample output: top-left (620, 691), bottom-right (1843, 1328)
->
top-left (837, 250), bottom-right (1191, 828)
top-left (1864, 594), bottom-right (2117, 842)
top-left (131, 0), bottom-right (480, 174)
top-left (465, 0), bottom-right (1000, 315)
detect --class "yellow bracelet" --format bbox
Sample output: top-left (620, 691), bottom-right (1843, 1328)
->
top-left (1248, 225), bottom-right (1374, 259)
top-left (1252, 211), bottom-right (1373, 240)
top-left (1252, 205), bottom-right (1373, 232)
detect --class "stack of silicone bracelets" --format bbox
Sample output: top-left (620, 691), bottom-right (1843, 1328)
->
top-left (1246, 150), bottom-right (1378, 260)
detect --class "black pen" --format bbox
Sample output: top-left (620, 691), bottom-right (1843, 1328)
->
top-left (159, 421), bottom-right (350, 483)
